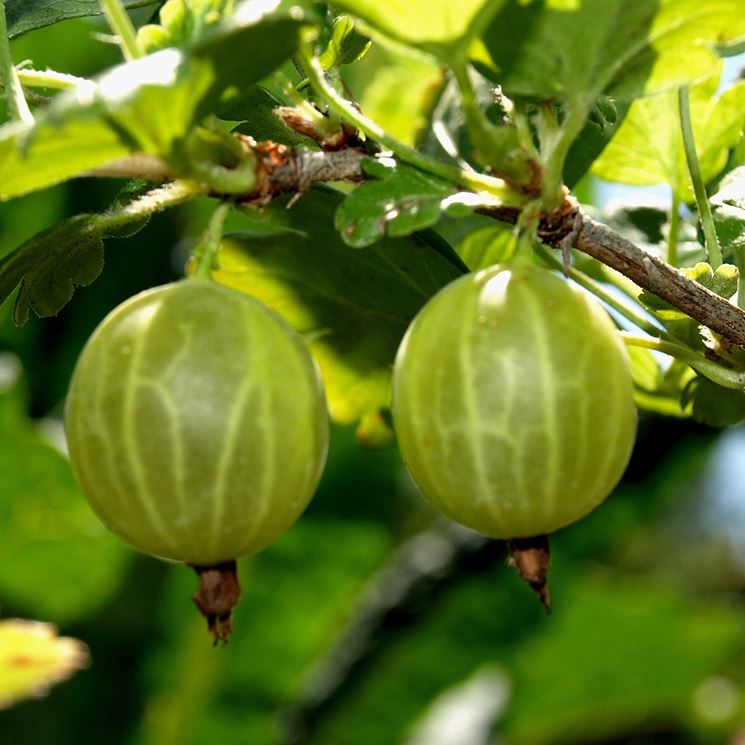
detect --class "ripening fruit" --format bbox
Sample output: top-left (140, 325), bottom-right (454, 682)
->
top-left (64, 280), bottom-right (329, 567)
top-left (392, 263), bottom-right (637, 543)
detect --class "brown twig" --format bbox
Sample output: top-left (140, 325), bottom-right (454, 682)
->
top-left (241, 139), bottom-right (366, 204)
top-left (574, 215), bottom-right (745, 350)
top-left (83, 142), bottom-right (745, 350)
top-left (486, 202), bottom-right (745, 351)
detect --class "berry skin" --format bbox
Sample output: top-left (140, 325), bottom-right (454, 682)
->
top-left (65, 279), bottom-right (329, 567)
top-left (391, 263), bottom-right (637, 540)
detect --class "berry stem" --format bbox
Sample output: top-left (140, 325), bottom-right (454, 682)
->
top-left (620, 332), bottom-right (745, 391)
top-left (0, 0), bottom-right (33, 125)
top-left (189, 201), bottom-right (232, 280)
top-left (678, 85), bottom-right (722, 269)
top-left (99, 0), bottom-right (144, 61)
top-left (667, 190), bottom-right (681, 267)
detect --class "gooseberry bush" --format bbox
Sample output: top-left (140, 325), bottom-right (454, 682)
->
top-left (2, 0), bottom-right (745, 735)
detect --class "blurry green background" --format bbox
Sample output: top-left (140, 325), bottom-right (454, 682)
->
top-left (4, 15), bottom-right (745, 745)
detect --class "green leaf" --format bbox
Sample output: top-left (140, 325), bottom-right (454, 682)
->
top-left (188, 0), bottom-right (305, 92)
top-left (564, 98), bottom-right (629, 189)
top-left (420, 66), bottom-right (518, 172)
top-left (712, 166), bottom-right (745, 256)
top-left (0, 354), bottom-right (129, 621)
top-left (627, 348), bottom-right (692, 417)
top-left (1, 215), bottom-right (105, 325)
top-left (214, 188), bottom-right (464, 426)
top-left (0, 181), bottom-right (195, 323)
top-left (481, 0), bottom-right (745, 103)
top-left (335, 160), bottom-right (457, 248)
top-left (224, 87), bottom-right (317, 147)
top-left (592, 72), bottom-right (745, 200)
top-left (5, 0), bottom-right (156, 38)
top-left (0, 619), bottom-right (88, 709)
top-left (0, 1), bottom-right (306, 201)
top-left (137, 0), bottom-right (236, 53)
top-left (136, 512), bottom-right (391, 745)
top-left (689, 375), bottom-right (745, 427)
top-left (332, 0), bottom-right (505, 60)
top-left (319, 14), bottom-right (371, 68)
top-left (357, 49), bottom-right (443, 147)
top-left (453, 224), bottom-right (516, 271)
top-left (0, 51), bottom-right (211, 200)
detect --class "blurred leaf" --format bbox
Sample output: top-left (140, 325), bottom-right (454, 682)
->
top-left (689, 375), bottom-right (745, 427)
top-left (0, 354), bottom-right (129, 622)
top-left (628, 348), bottom-right (692, 417)
top-left (500, 576), bottom-right (745, 745)
top-left (355, 409), bottom-right (395, 449)
top-left (455, 224), bottom-right (515, 270)
top-left (225, 87), bottom-right (317, 147)
top-left (296, 541), bottom-right (536, 745)
top-left (358, 51), bottom-right (443, 147)
top-left (592, 71), bottom-right (745, 200)
top-left (0, 1), bottom-right (305, 200)
top-left (333, 0), bottom-right (505, 60)
top-left (564, 97), bottom-right (629, 189)
top-left (187, 0), bottom-right (305, 92)
top-left (0, 619), bottom-right (88, 709)
top-left (5, 0), bottom-right (156, 38)
top-left (600, 193), bottom-right (705, 264)
top-left (336, 159), bottom-right (456, 248)
top-left (419, 66), bottom-right (515, 171)
top-left (138, 0), bottom-right (235, 53)
top-left (319, 14), bottom-right (371, 68)
top-left (0, 52), bottom-right (210, 200)
top-left (712, 166), bottom-right (745, 257)
top-left (481, 1), bottom-right (745, 103)
top-left (215, 188), bottom-right (464, 427)
top-left (139, 517), bottom-right (391, 745)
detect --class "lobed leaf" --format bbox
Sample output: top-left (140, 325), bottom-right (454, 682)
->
top-left (0, 181), bottom-right (192, 324)
top-left (592, 71), bottom-right (745, 200)
top-left (214, 188), bottom-right (465, 427)
top-left (689, 375), bottom-right (745, 427)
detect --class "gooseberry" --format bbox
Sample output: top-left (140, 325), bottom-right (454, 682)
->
top-left (391, 263), bottom-right (637, 605)
top-left (64, 279), bottom-right (329, 638)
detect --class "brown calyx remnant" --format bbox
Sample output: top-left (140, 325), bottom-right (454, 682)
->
top-left (508, 535), bottom-right (551, 613)
top-left (191, 561), bottom-right (241, 644)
